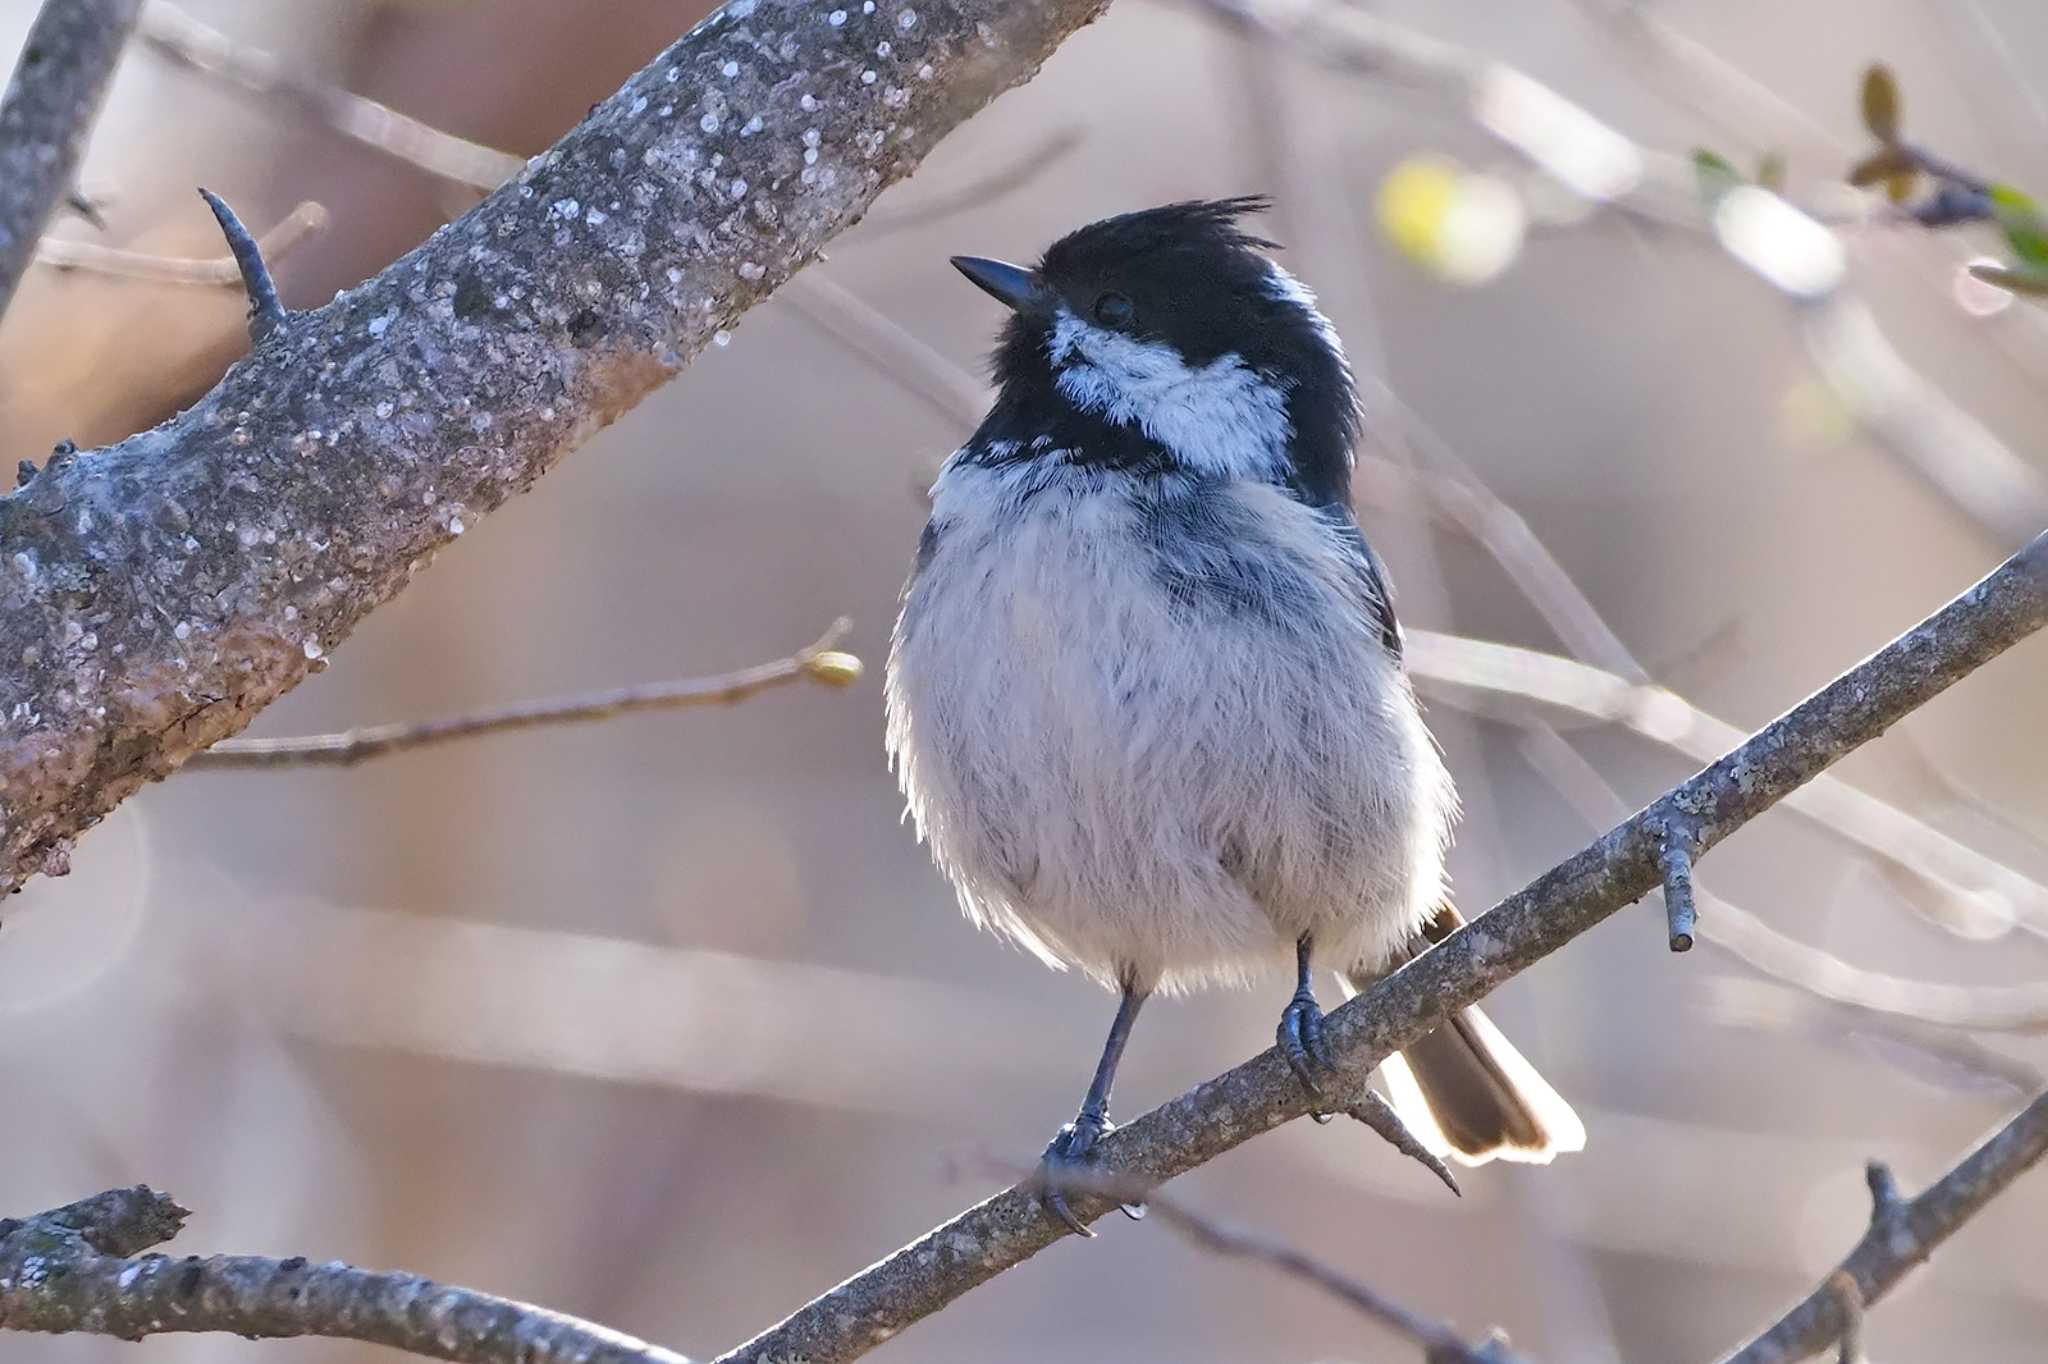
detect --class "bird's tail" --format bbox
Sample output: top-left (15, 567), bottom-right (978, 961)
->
top-left (1341, 904), bottom-right (1585, 1166)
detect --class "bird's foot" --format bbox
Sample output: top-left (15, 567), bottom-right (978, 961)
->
top-left (1035, 1111), bottom-right (1143, 1237)
top-left (1278, 990), bottom-right (1340, 1123)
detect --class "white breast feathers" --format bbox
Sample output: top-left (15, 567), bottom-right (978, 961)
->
top-left (885, 459), bottom-right (1456, 994)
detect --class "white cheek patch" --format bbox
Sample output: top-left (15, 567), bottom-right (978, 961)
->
top-left (1049, 310), bottom-right (1293, 481)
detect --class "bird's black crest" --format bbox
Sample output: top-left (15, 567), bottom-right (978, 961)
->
top-left (1039, 196), bottom-right (1281, 275)
top-left (968, 194), bottom-right (1360, 507)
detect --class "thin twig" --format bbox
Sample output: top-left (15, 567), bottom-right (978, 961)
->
top-left (1344, 1090), bottom-right (1460, 1196)
top-left (1, 0), bottom-right (1118, 895)
top-left (1352, 382), bottom-right (1647, 683)
top-left (35, 200), bottom-right (327, 285)
top-left (1659, 834), bottom-right (1699, 952)
top-left (197, 187), bottom-right (286, 339)
top-left (1801, 297), bottom-right (2048, 549)
top-left (1137, 1191), bottom-right (1528, 1364)
top-left (1407, 629), bottom-right (2048, 948)
top-left (782, 274), bottom-right (991, 432)
top-left (0, 0), bottom-right (146, 323)
top-left (1563, 0), bottom-right (2048, 541)
top-left (1703, 977), bottom-right (2043, 1103)
top-left (64, 186), bottom-right (109, 228)
top-left (1948, 0), bottom-right (2048, 150)
top-left (139, 1), bottom-right (524, 192)
top-left (186, 620), bottom-right (859, 770)
top-left (1516, 723), bottom-right (2048, 1036)
top-left (1564, 0), bottom-right (1840, 160)
top-left (0, 1186), bottom-right (695, 1364)
top-left (862, 126), bottom-right (1084, 235)
top-left (785, 248), bottom-right (2048, 961)
top-left (715, 534), bottom-right (2048, 1363)
top-left (1197, 0), bottom-right (2048, 548)
top-left (985, 1159), bottom-right (1514, 1362)
top-left (1719, 1090), bottom-right (2048, 1364)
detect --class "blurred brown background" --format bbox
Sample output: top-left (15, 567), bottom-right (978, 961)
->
top-left (6, 1), bottom-right (2048, 1360)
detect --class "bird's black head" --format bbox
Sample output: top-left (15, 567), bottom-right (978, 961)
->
top-left (952, 197), bottom-right (1359, 506)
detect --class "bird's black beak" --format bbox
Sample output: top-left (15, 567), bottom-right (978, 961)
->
top-left (950, 256), bottom-right (1051, 315)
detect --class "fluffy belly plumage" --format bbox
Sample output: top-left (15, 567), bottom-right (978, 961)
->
top-left (886, 464), bottom-right (1455, 994)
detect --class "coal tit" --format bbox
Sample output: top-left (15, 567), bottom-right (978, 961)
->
top-left (886, 198), bottom-right (1582, 1233)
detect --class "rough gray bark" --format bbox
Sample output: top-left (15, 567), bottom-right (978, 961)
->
top-left (0, 0), bottom-right (1112, 894)
top-left (717, 529), bottom-right (2048, 1364)
top-left (2, 533), bottom-right (2044, 1364)
top-left (0, 1187), bottom-right (693, 1363)
top-left (0, 0), bottom-right (144, 322)
top-left (1721, 1089), bottom-right (2048, 1364)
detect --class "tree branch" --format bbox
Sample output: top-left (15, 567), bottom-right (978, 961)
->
top-left (8, 540), bottom-right (2039, 1359)
top-left (1404, 629), bottom-right (2048, 944)
top-left (184, 618), bottom-right (859, 769)
top-left (1133, 1190), bottom-right (1528, 1364)
top-left (1719, 1089), bottom-right (2048, 1364)
top-left (0, 0), bottom-right (1115, 895)
top-left (713, 532), bottom-right (2048, 1361)
top-left (1192, 0), bottom-right (2048, 551)
top-left (196, 186), bottom-right (286, 339)
top-left (1015, 1166), bottom-right (1524, 1363)
top-left (860, 124), bottom-right (1081, 233)
top-left (0, 1185), bottom-right (695, 1363)
top-left (1516, 722), bottom-right (2048, 1037)
top-left (1702, 976), bottom-right (2044, 1103)
top-left (34, 199), bottom-right (327, 285)
top-left (785, 263), bottom-right (2048, 951)
top-left (0, 0), bottom-right (144, 323)
top-left (137, 1), bottom-right (523, 193)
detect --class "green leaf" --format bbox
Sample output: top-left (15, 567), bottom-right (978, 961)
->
top-left (1756, 151), bottom-right (1787, 193)
top-left (1966, 261), bottom-right (2048, 296)
top-left (1861, 64), bottom-right (1901, 142)
top-left (1988, 184), bottom-right (2048, 264)
top-left (1694, 148), bottom-right (1742, 202)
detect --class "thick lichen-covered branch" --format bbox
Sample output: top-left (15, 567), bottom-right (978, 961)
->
top-left (716, 530), bottom-right (2048, 1364)
top-left (0, 0), bottom-right (1113, 894)
top-left (0, 1186), bottom-right (694, 1363)
top-left (0, 0), bottom-right (144, 321)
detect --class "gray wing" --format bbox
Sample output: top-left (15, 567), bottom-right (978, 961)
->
top-left (1323, 508), bottom-right (1403, 660)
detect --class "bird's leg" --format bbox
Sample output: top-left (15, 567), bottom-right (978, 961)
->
top-left (1277, 934), bottom-right (1336, 1113)
top-left (1037, 982), bottom-right (1148, 1237)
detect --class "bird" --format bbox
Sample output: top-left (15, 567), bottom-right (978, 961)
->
top-left (884, 197), bottom-right (1583, 1234)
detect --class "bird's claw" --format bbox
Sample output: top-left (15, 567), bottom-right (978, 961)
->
top-left (1278, 991), bottom-right (1338, 1121)
top-left (1035, 1112), bottom-right (1143, 1236)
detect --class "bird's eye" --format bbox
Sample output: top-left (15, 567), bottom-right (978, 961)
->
top-left (1092, 292), bottom-right (1134, 327)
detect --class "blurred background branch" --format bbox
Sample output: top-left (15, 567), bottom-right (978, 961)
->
top-left (1722, 1090), bottom-right (2048, 1362)
top-left (1130, 1186), bottom-right (1534, 1364)
top-left (0, 0), bottom-right (142, 320)
top-left (7, 1), bottom-right (2048, 1361)
top-left (786, 223), bottom-right (2048, 1028)
top-left (0, 0), bottom-right (1113, 896)
top-left (34, 197), bottom-right (326, 285)
top-left (1406, 630), bottom-right (2048, 947)
top-left (719, 533), bottom-right (2048, 1361)
top-left (1194, 0), bottom-right (2048, 548)
top-left (136, 1), bottom-right (521, 194)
